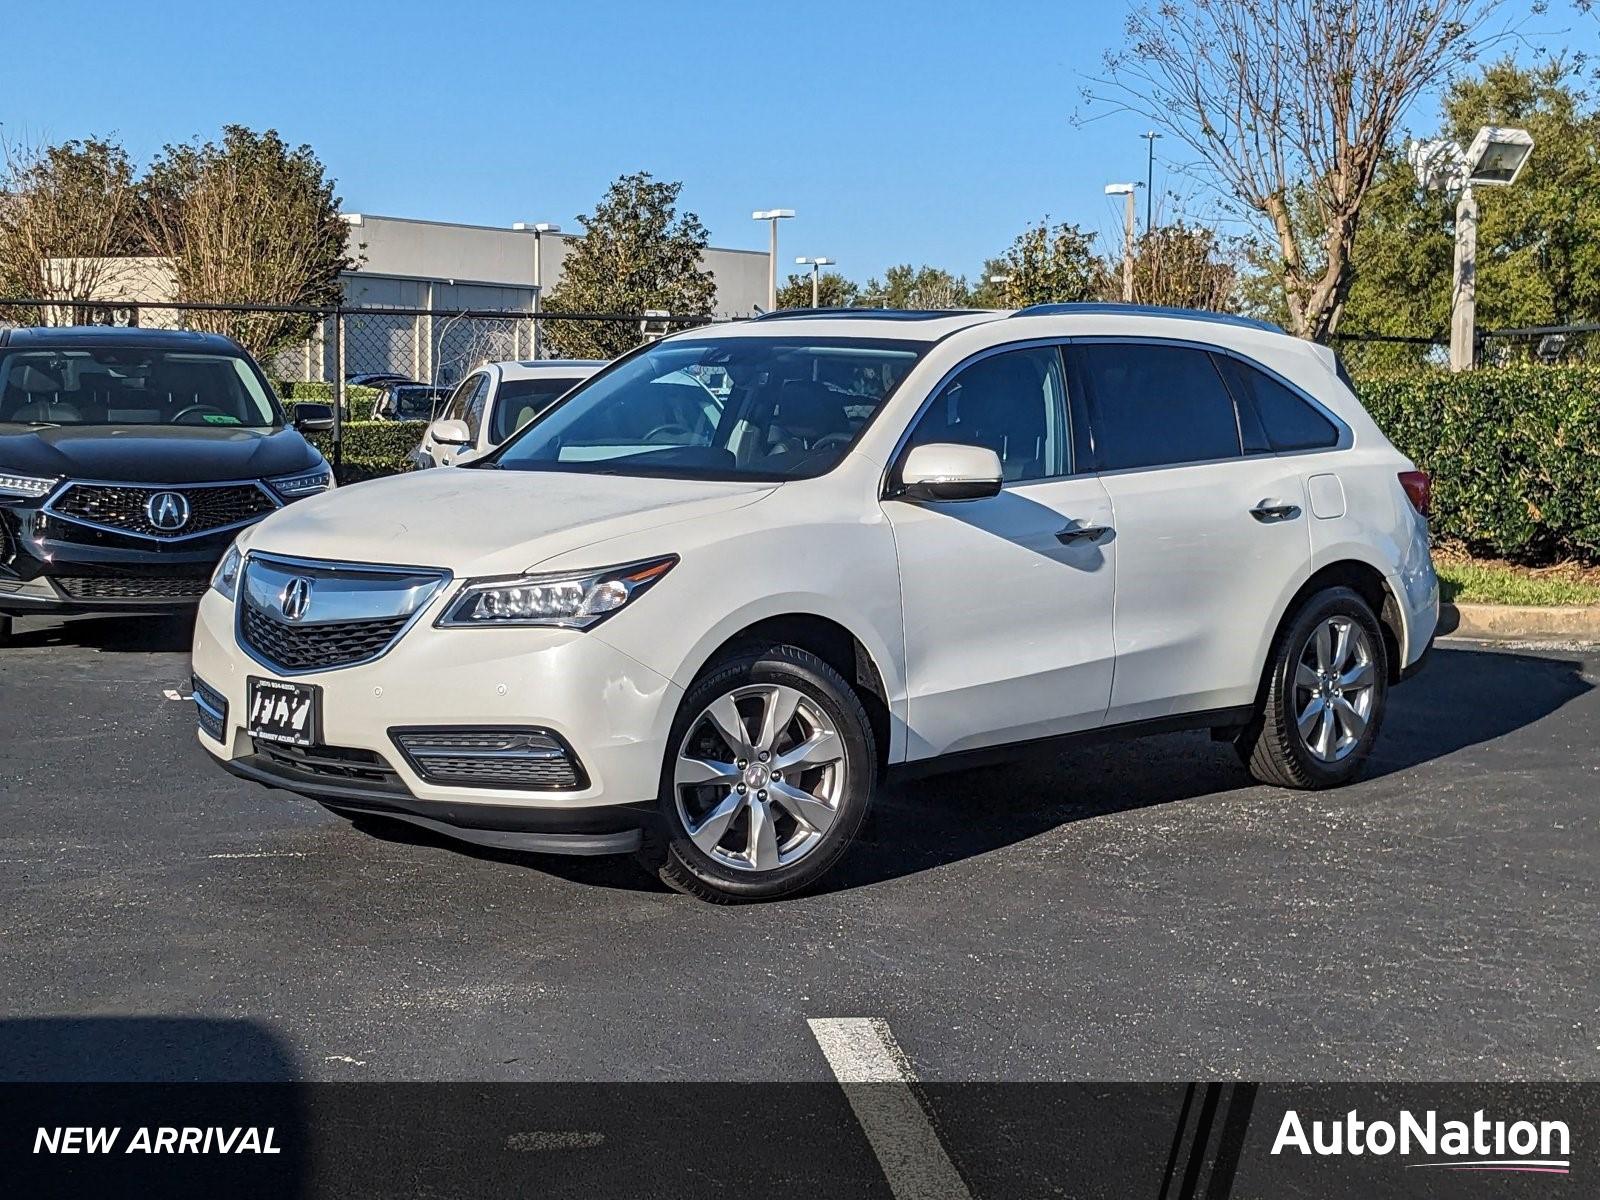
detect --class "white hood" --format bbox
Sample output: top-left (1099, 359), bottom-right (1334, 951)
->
top-left (243, 467), bottom-right (776, 576)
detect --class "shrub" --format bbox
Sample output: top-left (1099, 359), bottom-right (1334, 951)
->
top-left (305, 421), bottom-right (426, 482)
top-left (1356, 366), bottom-right (1600, 563)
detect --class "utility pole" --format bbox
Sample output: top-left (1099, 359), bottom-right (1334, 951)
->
top-left (1450, 187), bottom-right (1478, 371)
top-left (1105, 183), bottom-right (1137, 303)
top-left (795, 256), bottom-right (835, 307)
top-left (752, 209), bottom-right (795, 310)
top-left (1141, 131), bottom-right (1161, 233)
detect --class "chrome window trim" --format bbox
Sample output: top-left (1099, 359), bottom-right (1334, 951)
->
top-left (234, 551), bottom-right (453, 678)
top-left (41, 477), bottom-right (283, 544)
top-left (879, 336), bottom-right (1081, 500)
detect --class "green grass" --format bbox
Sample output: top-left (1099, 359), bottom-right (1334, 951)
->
top-left (1436, 559), bottom-right (1600, 607)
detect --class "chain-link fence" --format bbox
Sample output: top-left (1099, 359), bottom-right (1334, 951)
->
top-left (1334, 323), bottom-right (1600, 371)
top-left (0, 297), bottom-right (717, 464)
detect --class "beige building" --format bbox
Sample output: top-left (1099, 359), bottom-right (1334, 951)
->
top-left (44, 212), bottom-right (770, 382)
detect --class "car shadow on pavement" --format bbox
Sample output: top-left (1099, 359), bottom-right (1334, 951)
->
top-left (5, 613), bottom-right (195, 654)
top-left (0, 1016), bottom-right (301, 1083)
top-left (340, 644), bottom-right (1593, 898)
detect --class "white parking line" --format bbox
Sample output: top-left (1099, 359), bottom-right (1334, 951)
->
top-left (807, 1017), bottom-right (972, 1200)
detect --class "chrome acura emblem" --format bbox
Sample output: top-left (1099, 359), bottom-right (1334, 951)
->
top-left (146, 491), bottom-right (191, 532)
top-left (279, 576), bottom-right (314, 622)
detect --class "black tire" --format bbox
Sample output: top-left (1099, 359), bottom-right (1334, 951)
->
top-left (0, 614), bottom-right (11, 645)
top-left (1236, 586), bottom-right (1389, 789)
top-left (637, 642), bottom-right (876, 903)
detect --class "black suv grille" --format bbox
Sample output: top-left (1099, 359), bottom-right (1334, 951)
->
top-left (390, 728), bottom-right (587, 790)
top-left (56, 575), bottom-right (211, 600)
top-left (240, 600), bottom-right (410, 672)
top-left (53, 482), bottom-right (276, 538)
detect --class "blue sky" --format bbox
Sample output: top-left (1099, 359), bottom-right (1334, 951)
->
top-left (0, 0), bottom-right (1561, 283)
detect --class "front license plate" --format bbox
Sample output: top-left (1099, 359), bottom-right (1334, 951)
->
top-left (246, 677), bottom-right (321, 747)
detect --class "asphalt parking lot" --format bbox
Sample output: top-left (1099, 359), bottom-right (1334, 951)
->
top-left (0, 614), bottom-right (1595, 1084)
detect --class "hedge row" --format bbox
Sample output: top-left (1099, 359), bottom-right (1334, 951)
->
top-left (305, 421), bottom-right (427, 484)
top-left (1357, 366), bottom-right (1600, 564)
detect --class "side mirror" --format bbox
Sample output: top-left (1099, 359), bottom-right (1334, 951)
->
top-left (293, 402), bottom-right (335, 434)
top-left (429, 418), bottom-right (473, 447)
top-left (896, 443), bottom-right (1003, 502)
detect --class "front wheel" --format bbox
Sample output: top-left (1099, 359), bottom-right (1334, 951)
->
top-left (639, 643), bottom-right (876, 903)
top-left (1236, 586), bottom-right (1389, 789)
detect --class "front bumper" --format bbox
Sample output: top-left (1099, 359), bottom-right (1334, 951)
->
top-left (191, 588), bottom-right (682, 856)
top-left (0, 500), bottom-right (234, 615)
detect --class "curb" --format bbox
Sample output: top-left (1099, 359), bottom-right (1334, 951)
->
top-left (1441, 601), bottom-right (1600, 642)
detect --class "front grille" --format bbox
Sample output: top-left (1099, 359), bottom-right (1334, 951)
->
top-left (193, 674), bottom-right (228, 743)
top-left (240, 600), bottom-right (410, 673)
top-left (391, 727), bottom-right (587, 791)
top-left (52, 482), bottom-right (276, 538)
top-left (251, 741), bottom-right (405, 791)
top-left (56, 575), bottom-right (210, 601)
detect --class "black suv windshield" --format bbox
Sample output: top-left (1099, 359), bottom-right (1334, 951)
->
top-left (493, 336), bottom-right (926, 481)
top-left (0, 347), bottom-right (282, 429)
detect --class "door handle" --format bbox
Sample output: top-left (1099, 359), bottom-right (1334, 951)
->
top-left (1250, 502), bottom-right (1302, 523)
top-left (1056, 523), bottom-right (1111, 545)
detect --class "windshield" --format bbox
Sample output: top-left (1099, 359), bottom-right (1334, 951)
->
top-left (488, 376), bottom-right (588, 444)
top-left (493, 336), bottom-right (926, 481)
top-left (0, 347), bottom-right (282, 429)
top-left (379, 385), bottom-right (451, 422)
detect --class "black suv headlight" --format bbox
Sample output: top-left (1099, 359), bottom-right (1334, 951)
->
top-left (268, 464), bottom-right (334, 500)
top-left (0, 471), bottom-right (58, 499)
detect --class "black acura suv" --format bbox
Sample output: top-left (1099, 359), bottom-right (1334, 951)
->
top-left (0, 326), bottom-right (334, 642)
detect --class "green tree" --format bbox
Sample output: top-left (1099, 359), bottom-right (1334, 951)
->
top-left (860, 264), bottom-right (970, 309)
top-left (0, 137), bottom-right (144, 317)
top-left (543, 171), bottom-right (716, 358)
top-left (776, 270), bottom-right (859, 309)
top-left (976, 219), bottom-right (1104, 308)
top-left (142, 126), bottom-right (351, 357)
top-left (1341, 57), bottom-right (1600, 361)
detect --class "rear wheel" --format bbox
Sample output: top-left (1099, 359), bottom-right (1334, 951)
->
top-left (1237, 587), bottom-right (1388, 789)
top-left (639, 643), bottom-right (875, 903)
top-left (0, 614), bottom-right (11, 645)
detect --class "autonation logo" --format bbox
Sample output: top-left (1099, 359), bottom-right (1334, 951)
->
top-left (1272, 1108), bottom-right (1571, 1175)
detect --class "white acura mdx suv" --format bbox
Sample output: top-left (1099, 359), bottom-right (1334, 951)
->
top-left (193, 305), bottom-right (1438, 902)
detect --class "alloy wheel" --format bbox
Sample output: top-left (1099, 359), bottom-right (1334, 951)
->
top-left (673, 683), bottom-right (846, 873)
top-left (1293, 616), bottom-right (1377, 763)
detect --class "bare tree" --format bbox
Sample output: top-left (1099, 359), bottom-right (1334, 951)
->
top-left (1123, 221), bottom-right (1241, 310)
top-left (141, 126), bottom-right (352, 358)
top-left (0, 137), bottom-right (143, 321)
top-left (1094, 0), bottom-right (1503, 340)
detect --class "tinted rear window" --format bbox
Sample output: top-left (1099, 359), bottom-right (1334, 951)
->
top-left (1068, 342), bottom-right (1241, 471)
top-left (1220, 357), bottom-right (1339, 452)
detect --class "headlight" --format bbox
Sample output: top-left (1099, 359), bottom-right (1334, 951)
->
top-left (211, 543), bottom-right (244, 602)
top-left (437, 556), bottom-right (677, 629)
top-left (268, 463), bottom-right (334, 500)
top-left (0, 471), bottom-right (58, 499)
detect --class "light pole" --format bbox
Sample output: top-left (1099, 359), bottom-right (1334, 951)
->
top-left (513, 221), bottom-right (561, 358)
top-left (794, 256), bottom-right (835, 308)
top-left (752, 209), bottom-right (795, 311)
top-left (1407, 125), bottom-right (1535, 370)
top-left (1140, 131), bottom-right (1161, 233)
top-left (1105, 183), bottom-right (1137, 303)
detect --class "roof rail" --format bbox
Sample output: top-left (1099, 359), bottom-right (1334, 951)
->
top-left (1008, 302), bottom-right (1283, 334)
top-left (749, 307), bottom-right (986, 322)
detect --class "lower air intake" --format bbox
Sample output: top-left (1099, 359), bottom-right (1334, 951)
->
top-left (390, 727), bottom-right (588, 791)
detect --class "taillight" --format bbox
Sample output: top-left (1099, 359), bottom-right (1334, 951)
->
top-left (1398, 470), bottom-right (1431, 517)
